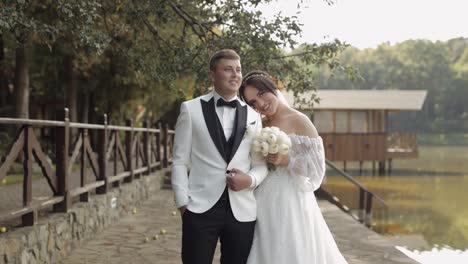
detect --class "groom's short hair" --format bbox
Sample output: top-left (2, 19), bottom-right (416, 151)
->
top-left (209, 49), bottom-right (241, 71)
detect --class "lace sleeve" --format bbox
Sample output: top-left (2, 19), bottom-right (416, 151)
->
top-left (287, 136), bottom-right (326, 192)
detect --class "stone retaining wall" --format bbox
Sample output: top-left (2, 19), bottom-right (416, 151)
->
top-left (0, 170), bottom-right (166, 264)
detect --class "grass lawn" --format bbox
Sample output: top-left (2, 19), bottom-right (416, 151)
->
top-left (1, 173), bottom-right (43, 186)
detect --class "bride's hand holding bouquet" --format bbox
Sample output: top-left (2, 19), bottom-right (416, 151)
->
top-left (248, 126), bottom-right (291, 169)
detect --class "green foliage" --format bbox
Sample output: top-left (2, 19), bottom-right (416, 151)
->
top-left (1, 0), bottom-right (346, 124)
top-left (0, 0), bottom-right (103, 46)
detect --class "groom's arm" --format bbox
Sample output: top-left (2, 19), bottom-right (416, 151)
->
top-left (171, 102), bottom-right (192, 209)
top-left (246, 156), bottom-right (268, 188)
top-left (227, 113), bottom-right (267, 191)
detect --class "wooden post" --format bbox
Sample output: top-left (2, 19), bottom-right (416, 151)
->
top-left (54, 108), bottom-right (71, 213)
top-left (162, 123), bottom-right (168, 168)
top-left (80, 129), bottom-right (89, 202)
top-left (358, 189), bottom-right (365, 223)
top-left (347, 111), bottom-right (351, 133)
top-left (384, 110), bottom-right (389, 133)
top-left (365, 111), bottom-right (370, 133)
top-left (143, 120), bottom-right (150, 175)
top-left (135, 135), bottom-right (140, 179)
top-left (113, 130), bottom-right (120, 188)
top-left (149, 129), bottom-right (155, 172)
top-left (365, 192), bottom-right (373, 228)
top-left (359, 161), bottom-right (363, 175)
top-left (156, 122), bottom-right (161, 163)
top-left (332, 111), bottom-right (336, 133)
top-left (378, 161), bottom-right (386, 176)
top-left (22, 125), bottom-right (35, 226)
top-left (388, 158), bottom-right (392, 175)
top-left (125, 119), bottom-right (134, 182)
top-left (96, 114), bottom-right (108, 194)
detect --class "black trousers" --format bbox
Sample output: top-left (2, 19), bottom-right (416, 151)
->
top-left (182, 189), bottom-right (256, 264)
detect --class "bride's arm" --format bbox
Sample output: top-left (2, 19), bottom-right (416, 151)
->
top-left (287, 136), bottom-right (326, 192)
top-left (287, 114), bottom-right (325, 192)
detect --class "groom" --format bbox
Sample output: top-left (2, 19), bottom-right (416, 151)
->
top-left (171, 49), bottom-right (268, 264)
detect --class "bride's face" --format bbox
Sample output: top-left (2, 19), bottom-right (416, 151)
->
top-left (243, 85), bottom-right (278, 116)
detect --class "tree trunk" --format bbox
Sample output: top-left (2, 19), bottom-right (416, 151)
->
top-left (64, 55), bottom-right (77, 122)
top-left (13, 44), bottom-right (29, 119)
top-left (81, 87), bottom-right (89, 123)
top-left (0, 33), bottom-right (9, 113)
top-left (64, 54), bottom-right (77, 142)
top-left (88, 91), bottom-right (97, 146)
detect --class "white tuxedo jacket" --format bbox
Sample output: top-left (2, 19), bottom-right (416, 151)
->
top-left (171, 91), bottom-right (268, 222)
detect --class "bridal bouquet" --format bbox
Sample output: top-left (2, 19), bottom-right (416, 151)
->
top-left (247, 126), bottom-right (292, 158)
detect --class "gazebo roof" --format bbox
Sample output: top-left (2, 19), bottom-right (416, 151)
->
top-left (284, 89), bottom-right (427, 111)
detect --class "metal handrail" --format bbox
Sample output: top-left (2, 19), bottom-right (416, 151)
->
top-left (325, 159), bottom-right (388, 207)
top-left (324, 159), bottom-right (388, 227)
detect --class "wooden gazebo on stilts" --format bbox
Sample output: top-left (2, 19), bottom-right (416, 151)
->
top-left (285, 90), bottom-right (427, 175)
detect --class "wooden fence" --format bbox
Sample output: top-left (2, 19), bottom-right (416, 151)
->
top-left (0, 108), bottom-right (174, 227)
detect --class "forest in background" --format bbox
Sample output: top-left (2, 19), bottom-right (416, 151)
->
top-left (1, 2), bottom-right (467, 138)
top-left (315, 38), bottom-right (468, 134)
top-left (0, 0), bottom-right (343, 129)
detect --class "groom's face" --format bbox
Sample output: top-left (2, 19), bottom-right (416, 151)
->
top-left (210, 59), bottom-right (242, 98)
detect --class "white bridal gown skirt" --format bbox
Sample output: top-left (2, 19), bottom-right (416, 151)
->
top-left (247, 168), bottom-right (348, 264)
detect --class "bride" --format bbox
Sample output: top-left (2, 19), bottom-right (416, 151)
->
top-left (239, 71), bottom-right (348, 264)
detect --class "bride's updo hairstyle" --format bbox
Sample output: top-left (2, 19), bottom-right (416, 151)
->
top-left (239, 70), bottom-right (278, 102)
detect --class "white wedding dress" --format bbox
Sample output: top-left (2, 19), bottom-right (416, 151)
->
top-left (247, 135), bottom-right (348, 264)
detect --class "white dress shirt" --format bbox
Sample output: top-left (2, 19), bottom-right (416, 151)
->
top-left (213, 91), bottom-right (238, 140)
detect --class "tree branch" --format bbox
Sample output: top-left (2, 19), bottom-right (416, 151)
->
top-left (168, 1), bottom-right (220, 41)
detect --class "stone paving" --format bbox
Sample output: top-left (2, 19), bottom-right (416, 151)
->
top-left (61, 189), bottom-right (417, 264)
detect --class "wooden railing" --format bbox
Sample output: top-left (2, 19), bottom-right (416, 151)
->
top-left (386, 132), bottom-right (418, 158)
top-left (387, 132), bottom-right (417, 151)
top-left (319, 159), bottom-right (388, 228)
top-left (0, 108), bottom-right (175, 227)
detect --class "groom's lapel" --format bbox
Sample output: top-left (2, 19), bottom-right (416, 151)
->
top-left (228, 104), bottom-right (247, 162)
top-left (201, 97), bottom-right (227, 162)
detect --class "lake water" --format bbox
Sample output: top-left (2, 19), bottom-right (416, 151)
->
top-left (322, 146), bottom-right (468, 262)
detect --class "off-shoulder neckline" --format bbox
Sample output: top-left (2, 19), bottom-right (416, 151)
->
top-left (287, 133), bottom-right (322, 141)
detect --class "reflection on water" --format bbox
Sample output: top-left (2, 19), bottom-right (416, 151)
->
top-left (322, 146), bottom-right (468, 251)
top-left (397, 246), bottom-right (468, 264)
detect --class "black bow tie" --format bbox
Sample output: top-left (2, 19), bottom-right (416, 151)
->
top-left (217, 99), bottom-right (238, 108)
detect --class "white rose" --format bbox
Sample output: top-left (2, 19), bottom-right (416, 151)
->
top-left (277, 133), bottom-right (290, 146)
top-left (246, 126), bottom-right (257, 138)
top-left (279, 144), bottom-right (290, 155)
top-left (262, 127), bottom-right (272, 133)
top-left (260, 133), bottom-right (270, 142)
top-left (266, 134), bottom-right (277, 144)
top-left (269, 144), bottom-right (279, 154)
top-left (260, 141), bottom-right (269, 153)
top-left (252, 140), bottom-right (262, 152)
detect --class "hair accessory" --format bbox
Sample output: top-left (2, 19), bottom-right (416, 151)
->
top-left (243, 73), bottom-right (270, 83)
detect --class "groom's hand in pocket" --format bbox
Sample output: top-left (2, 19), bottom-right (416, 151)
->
top-left (226, 168), bottom-right (252, 191)
top-left (179, 205), bottom-right (187, 219)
